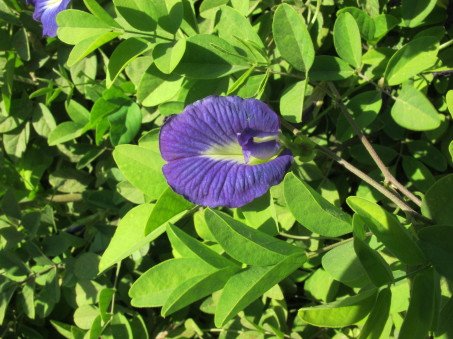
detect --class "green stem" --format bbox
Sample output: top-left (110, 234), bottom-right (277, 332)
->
top-left (439, 39), bottom-right (453, 51)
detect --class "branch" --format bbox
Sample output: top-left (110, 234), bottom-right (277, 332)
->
top-left (326, 82), bottom-right (422, 208)
top-left (279, 118), bottom-right (430, 224)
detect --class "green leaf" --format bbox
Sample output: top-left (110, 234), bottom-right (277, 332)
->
top-left (280, 80), bottom-right (306, 124)
top-left (308, 56), bottom-right (355, 81)
top-left (154, 0), bottom-right (183, 34)
top-left (56, 10), bottom-right (113, 45)
top-left (322, 241), bottom-right (371, 288)
top-left (20, 280), bottom-right (35, 320)
top-left (98, 288), bottom-right (115, 323)
top-left (298, 289), bottom-right (377, 327)
top-left (347, 196), bottom-right (425, 266)
top-left (66, 100), bottom-right (90, 125)
top-left (137, 64), bottom-right (184, 107)
top-left (384, 37), bottom-right (439, 86)
top-left (402, 0), bottom-right (437, 27)
top-left (391, 85), bottom-right (441, 131)
top-left (0, 276), bottom-right (17, 325)
top-left (205, 209), bottom-right (303, 266)
top-left (31, 103), bottom-right (57, 138)
top-left (112, 144), bottom-right (167, 200)
top-left (166, 224), bottom-right (237, 269)
top-left (446, 90), bottom-right (453, 118)
top-left (407, 140), bottom-right (447, 172)
top-left (48, 121), bottom-right (83, 146)
top-left (399, 269), bottom-right (436, 339)
top-left (112, 0), bottom-right (157, 32)
top-left (333, 12), bottom-right (362, 68)
top-left (73, 304), bottom-right (98, 330)
top-left (358, 288), bottom-right (392, 339)
top-left (129, 258), bottom-right (218, 307)
top-left (215, 252), bottom-right (306, 327)
top-left (145, 187), bottom-right (193, 235)
top-left (227, 65), bottom-right (256, 95)
top-left (272, 4), bottom-right (314, 72)
top-left (98, 204), bottom-right (165, 272)
top-left (67, 32), bottom-right (122, 67)
top-left (217, 6), bottom-right (266, 63)
top-left (371, 14), bottom-right (399, 43)
top-left (74, 252), bottom-right (99, 280)
top-left (107, 38), bottom-right (151, 88)
top-left (108, 102), bottom-right (142, 146)
top-left (337, 7), bottom-right (375, 41)
top-left (12, 27), bottom-right (30, 61)
top-left (153, 39), bottom-right (186, 74)
top-left (336, 91), bottom-right (382, 142)
top-left (83, 0), bottom-right (119, 27)
top-left (421, 174), bottom-right (453, 224)
top-left (175, 34), bottom-right (250, 79)
top-left (162, 265), bottom-right (239, 316)
top-left (402, 156), bottom-right (435, 192)
top-left (354, 234), bottom-right (393, 287)
top-left (418, 226), bottom-right (453, 280)
top-left (284, 173), bottom-right (352, 237)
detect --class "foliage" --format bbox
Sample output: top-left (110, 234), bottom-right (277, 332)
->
top-left (1, 0), bottom-right (453, 338)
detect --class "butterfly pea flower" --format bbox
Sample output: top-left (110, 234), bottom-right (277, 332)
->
top-left (29, 0), bottom-right (71, 37)
top-left (159, 96), bottom-right (294, 208)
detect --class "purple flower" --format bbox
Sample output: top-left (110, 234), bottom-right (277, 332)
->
top-left (30, 0), bottom-right (71, 37)
top-left (159, 96), bottom-right (294, 208)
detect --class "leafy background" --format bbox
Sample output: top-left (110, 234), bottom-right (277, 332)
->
top-left (1, 0), bottom-right (453, 338)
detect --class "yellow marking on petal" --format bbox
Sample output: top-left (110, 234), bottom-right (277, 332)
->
top-left (202, 142), bottom-right (245, 163)
top-left (202, 141), bottom-right (281, 165)
top-left (45, 0), bottom-right (63, 9)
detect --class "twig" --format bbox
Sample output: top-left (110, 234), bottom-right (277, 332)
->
top-left (315, 145), bottom-right (428, 222)
top-left (46, 193), bottom-right (83, 203)
top-left (307, 232), bottom-right (372, 259)
top-left (280, 233), bottom-right (343, 241)
top-left (16, 264), bottom-right (64, 285)
top-left (279, 118), bottom-right (430, 224)
top-left (326, 82), bottom-right (422, 208)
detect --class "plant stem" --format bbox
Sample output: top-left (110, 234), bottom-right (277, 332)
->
top-left (279, 118), bottom-right (430, 224)
top-left (439, 39), bottom-right (453, 51)
top-left (306, 232), bottom-right (372, 258)
top-left (16, 264), bottom-right (63, 285)
top-left (46, 193), bottom-right (84, 203)
top-left (326, 82), bottom-right (422, 208)
top-left (315, 145), bottom-right (427, 221)
top-left (280, 232), bottom-right (343, 241)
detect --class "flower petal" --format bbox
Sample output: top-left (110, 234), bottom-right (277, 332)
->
top-left (162, 150), bottom-right (293, 208)
top-left (33, 0), bottom-right (71, 37)
top-left (159, 96), bottom-right (280, 162)
top-left (159, 95), bottom-right (293, 207)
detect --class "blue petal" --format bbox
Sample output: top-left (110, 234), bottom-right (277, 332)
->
top-left (159, 96), bottom-right (293, 208)
top-left (162, 151), bottom-right (293, 208)
top-left (33, 0), bottom-right (71, 37)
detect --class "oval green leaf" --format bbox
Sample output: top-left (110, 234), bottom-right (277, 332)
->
top-left (112, 144), bottom-right (167, 200)
top-left (273, 4), bottom-right (315, 72)
top-left (347, 196), bottom-right (426, 265)
top-left (298, 289), bottom-right (377, 328)
top-left (384, 37), bottom-right (439, 86)
top-left (399, 269), bottom-right (436, 339)
top-left (418, 226), bottom-right (453, 280)
top-left (421, 174), bottom-right (453, 224)
top-left (205, 209), bottom-right (303, 266)
top-left (98, 204), bottom-right (166, 272)
top-left (215, 252), bottom-right (306, 327)
top-left (391, 85), bottom-right (441, 131)
top-left (284, 173), bottom-right (352, 237)
top-left (333, 12), bottom-right (362, 68)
